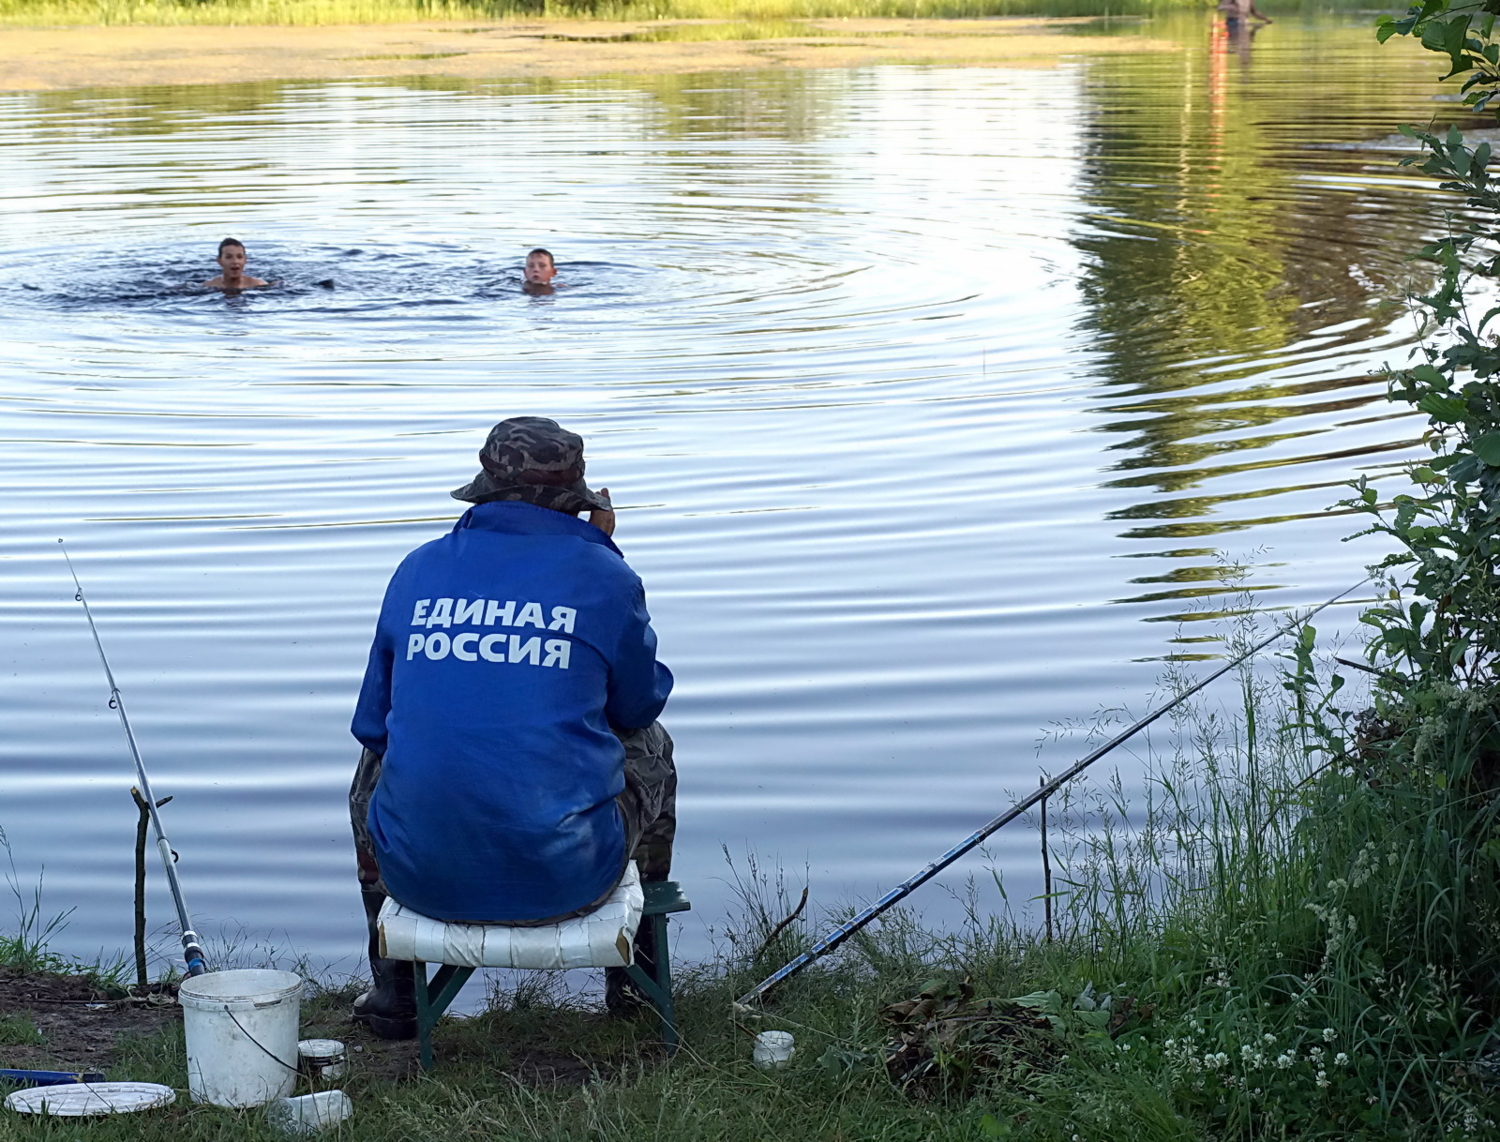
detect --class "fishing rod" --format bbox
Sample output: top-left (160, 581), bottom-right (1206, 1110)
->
top-left (59, 540), bottom-right (207, 978)
top-left (735, 577), bottom-right (1369, 1009)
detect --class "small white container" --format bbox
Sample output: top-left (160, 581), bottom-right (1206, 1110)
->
top-left (752, 1030), bottom-right (795, 1070)
top-left (265, 1090), bottom-right (353, 1135)
top-left (297, 1039), bottom-right (346, 1081)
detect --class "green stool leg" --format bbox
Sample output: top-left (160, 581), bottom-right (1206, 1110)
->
top-left (415, 962), bottom-right (475, 1071)
top-left (622, 913), bottom-right (677, 1053)
top-left (650, 913), bottom-right (676, 1052)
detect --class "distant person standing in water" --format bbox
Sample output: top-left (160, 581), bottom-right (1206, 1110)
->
top-left (1218, 0), bottom-right (1271, 25)
top-left (523, 248), bottom-right (557, 295)
top-left (202, 237), bottom-right (269, 290)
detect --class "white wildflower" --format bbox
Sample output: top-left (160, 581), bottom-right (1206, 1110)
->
top-left (1335, 1052), bottom-right (1350, 1066)
top-left (1322, 1027), bottom-right (1336, 1042)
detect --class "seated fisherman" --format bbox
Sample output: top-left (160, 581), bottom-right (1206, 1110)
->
top-left (202, 237), bottom-right (269, 290)
top-left (348, 417), bottom-right (676, 1039)
top-left (523, 247), bottom-right (557, 294)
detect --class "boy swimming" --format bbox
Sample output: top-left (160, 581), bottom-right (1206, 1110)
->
top-left (523, 248), bottom-right (557, 294)
top-left (202, 237), bottom-right (269, 290)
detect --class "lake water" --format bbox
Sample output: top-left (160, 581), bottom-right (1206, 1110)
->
top-left (0, 13), bottom-right (1461, 980)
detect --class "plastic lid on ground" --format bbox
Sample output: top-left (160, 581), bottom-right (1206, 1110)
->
top-left (297, 1039), bottom-right (345, 1059)
top-left (4, 1081), bottom-right (177, 1116)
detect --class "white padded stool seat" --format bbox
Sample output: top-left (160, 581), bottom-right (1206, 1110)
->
top-left (377, 862), bottom-right (644, 970)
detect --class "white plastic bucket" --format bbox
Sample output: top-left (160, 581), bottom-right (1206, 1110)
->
top-left (178, 969), bottom-right (303, 1107)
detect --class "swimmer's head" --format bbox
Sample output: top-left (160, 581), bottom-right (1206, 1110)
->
top-left (216, 238), bottom-right (248, 277)
top-left (524, 248), bottom-right (556, 286)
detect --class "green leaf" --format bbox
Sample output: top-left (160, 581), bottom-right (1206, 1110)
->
top-left (1451, 454), bottom-right (1482, 482)
top-left (1474, 434), bottom-right (1500, 465)
top-left (818, 1045), bottom-right (872, 1076)
top-left (980, 1114), bottom-right (1014, 1139)
top-left (1443, 17), bottom-right (1474, 75)
top-left (1410, 363), bottom-right (1447, 388)
top-left (1010, 989), bottom-right (1065, 1027)
top-left (1418, 392), bottom-right (1468, 423)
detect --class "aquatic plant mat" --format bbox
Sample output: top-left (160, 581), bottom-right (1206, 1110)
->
top-left (0, 18), bottom-right (1178, 91)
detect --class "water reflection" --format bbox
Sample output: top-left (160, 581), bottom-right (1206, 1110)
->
top-left (1070, 15), bottom-right (1460, 615)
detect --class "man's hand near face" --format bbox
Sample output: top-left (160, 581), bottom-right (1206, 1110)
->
top-left (589, 486), bottom-right (616, 538)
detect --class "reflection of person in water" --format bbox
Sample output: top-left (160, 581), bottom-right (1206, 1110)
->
top-left (523, 248), bottom-right (557, 295)
top-left (202, 237), bottom-right (269, 291)
top-left (1217, 0), bottom-right (1270, 61)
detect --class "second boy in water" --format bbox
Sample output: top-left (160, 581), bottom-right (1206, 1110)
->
top-left (202, 237), bottom-right (269, 291)
top-left (523, 248), bottom-right (557, 294)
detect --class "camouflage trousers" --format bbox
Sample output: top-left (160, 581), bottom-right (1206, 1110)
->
top-left (350, 722), bottom-right (676, 924)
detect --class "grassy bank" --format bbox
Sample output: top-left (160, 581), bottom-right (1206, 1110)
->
top-left (0, 0), bottom-right (1214, 29)
top-left (4, 631), bottom-right (1499, 1140)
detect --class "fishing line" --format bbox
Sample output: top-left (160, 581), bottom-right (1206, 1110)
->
top-left (58, 539), bottom-right (208, 978)
top-left (735, 577), bottom-right (1369, 1009)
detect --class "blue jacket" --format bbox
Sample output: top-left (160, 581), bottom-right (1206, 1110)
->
top-left (351, 501), bottom-right (672, 923)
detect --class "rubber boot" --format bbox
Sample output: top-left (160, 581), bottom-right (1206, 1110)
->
top-left (351, 885), bottom-right (418, 1040)
top-left (605, 916), bottom-right (660, 1017)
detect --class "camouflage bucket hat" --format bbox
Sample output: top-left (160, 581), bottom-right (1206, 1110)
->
top-left (451, 416), bottom-right (612, 514)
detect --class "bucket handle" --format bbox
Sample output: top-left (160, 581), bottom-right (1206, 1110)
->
top-left (222, 1006), bottom-right (299, 1073)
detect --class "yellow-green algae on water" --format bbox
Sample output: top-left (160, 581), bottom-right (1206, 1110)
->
top-left (0, 16), bottom-right (1184, 91)
top-left (0, 0), bottom-right (1209, 28)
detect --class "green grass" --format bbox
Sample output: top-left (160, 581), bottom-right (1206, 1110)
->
top-left (5, 618), bottom-right (1499, 1139)
top-left (0, 0), bottom-right (1216, 30)
top-left (0, 1013), bottom-right (42, 1046)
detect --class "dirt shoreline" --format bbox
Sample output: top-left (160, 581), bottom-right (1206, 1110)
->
top-left (0, 18), bottom-right (1178, 92)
